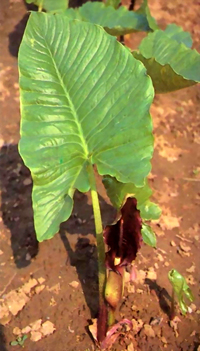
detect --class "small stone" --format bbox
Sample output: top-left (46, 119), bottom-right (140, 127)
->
top-left (180, 242), bottom-right (191, 252)
top-left (0, 250), bottom-right (3, 255)
top-left (127, 283), bottom-right (135, 293)
top-left (146, 270), bottom-right (157, 280)
top-left (30, 331), bottom-right (42, 342)
top-left (47, 283), bottom-right (60, 294)
top-left (157, 253), bottom-right (164, 262)
top-left (35, 285), bottom-right (45, 294)
top-left (190, 330), bottom-right (196, 337)
top-left (186, 265), bottom-right (195, 273)
top-left (76, 217), bottom-right (83, 225)
top-left (186, 275), bottom-right (196, 285)
top-left (30, 319), bottom-right (42, 331)
top-left (150, 317), bottom-right (163, 326)
top-left (0, 303), bottom-right (11, 325)
top-left (148, 267), bottom-right (155, 272)
top-left (127, 342), bottom-right (135, 351)
top-left (69, 281), bottom-right (79, 289)
top-left (25, 253), bottom-right (31, 261)
top-left (21, 278), bottom-right (38, 294)
top-left (161, 336), bottom-right (167, 344)
top-left (143, 324), bottom-right (155, 338)
top-left (0, 303), bottom-right (9, 320)
top-left (50, 297), bottom-right (56, 306)
top-left (23, 178), bottom-right (32, 186)
top-left (40, 321), bottom-right (56, 336)
top-left (131, 305), bottom-right (137, 311)
top-left (154, 263), bottom-right (159, 269)
top-left (21, 326), bottom-right (31, 334)
top-left (132, 318), bottom-right (144, 334)
top-left (169, 316), bottom-right (181, 337)
top-left (136, 289), bottom-right (143, 294)
top-left (5, 289), bottom-right (29, 316)
top-left (170, 240), bottom-right (176, 247)
top-left (135, 270), bottom-right (146, 284)
top-left (164, 262), bottom-right (169, 267)
top-left (13, 327), bottom-right (21, 336)
top-left (38, 277), bottom-right (45, 285)
top-left (190, 303), bottom-right (197, 312)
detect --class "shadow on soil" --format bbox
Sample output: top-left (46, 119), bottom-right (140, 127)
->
top-left (0, 144), bottom-right (38, 268)
top-left (0, 143), bottom-right (116, 317)
top-left (60, 192), bottom-right (116, 317)
top-left (145, 278), bottom-right (172, 317)
top-left (0, 325), bottom-right (7, 351)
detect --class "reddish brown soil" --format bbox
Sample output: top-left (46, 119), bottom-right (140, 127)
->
top-left (0, 1), bottom-right (199, 351)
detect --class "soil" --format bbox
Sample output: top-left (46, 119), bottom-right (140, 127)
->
top-left (0, 0), bottom-right (199, 350)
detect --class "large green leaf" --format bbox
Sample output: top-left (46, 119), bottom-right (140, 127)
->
top-left (164, 24), bottom-right (192, 48)
top-left (136, 0), bottom-right (159, 31)
top-left (18, 13), bottom-right (154, 241)
top-left (103, 176), bottom-right (161, 220)
top-left (168, 269), bottom-right (194, 315)
top-left (141, 223), bottom-right (156, 247)
top-left (133, 29), bottom-right (200, 93)
top-left (26, 0), bottom-right (68, 12)
top-left (64, 2), bottom-right (152, 36)
top-left (105, 0), bottom-right (121, 10)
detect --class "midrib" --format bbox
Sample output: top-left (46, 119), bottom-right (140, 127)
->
top-left (45, 40), bottom-right (89, 159)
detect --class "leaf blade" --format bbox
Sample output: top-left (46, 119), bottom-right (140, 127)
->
top-left (19, 13), bottom-right (154, 241)
top-left (26, 0), bottom-right (68, 12)
top-left (168, 269), bottom-right (194, 315)
top-left (103, 175), bottom-right (161, 221)
top-left (65, 2), bottom-right (152, 35)
top-left (141, 223), bottom-right (157, 247)
top-left (133, 29), bottom-right (200, 93)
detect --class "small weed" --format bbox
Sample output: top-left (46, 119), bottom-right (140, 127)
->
top-left (193, 168), bottom-right (199, 175)
top-left (10, 335), bottom-right (28, 347)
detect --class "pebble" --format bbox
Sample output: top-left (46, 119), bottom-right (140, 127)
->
top-left (132, 318), bottom-right (144, 334)
top-left (38, 277), bottom-right (45, 285)
top-left (35, 285), bottom-right (45, 294)
top-left (30, 331), bottom-right (42, 342)
top-left (136, 289), bottom-right (143, 294)
top-left (13, 327), bottom-right (21, 336)
top-left (170, 240), bottom-right (176, 247)
top-left (127, 283), bottom-right (135, 294)
top-left (146, 270), bottom-right (157, 280)
top-left (21, 326), bottom-right (31, 334)
top-left (180, 242), bottom-right (191, 252)
top-left (150, 317), bottom-right (163, 326)
top-left (157, 253), bottom-right (164, 262)
top-left (127, 343), bottom-right (135, 351)
top-left (161, 336), bottom-right (168, 344)
top-left (23, 178), bottom-right (32, 186)
top-left (142, 324), bottom-right (155, 338)
top-left (186, 265), bottom-right (195, 273)
top-left (69, 281), bottom-right (79, 289)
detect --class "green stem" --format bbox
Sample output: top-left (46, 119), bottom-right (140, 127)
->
top-left (38, 0), bottom-right (44, 12)
top-left (108, 308), bottom-right (115, 326)
top-left (87, 163), bottom-right (107, 341)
